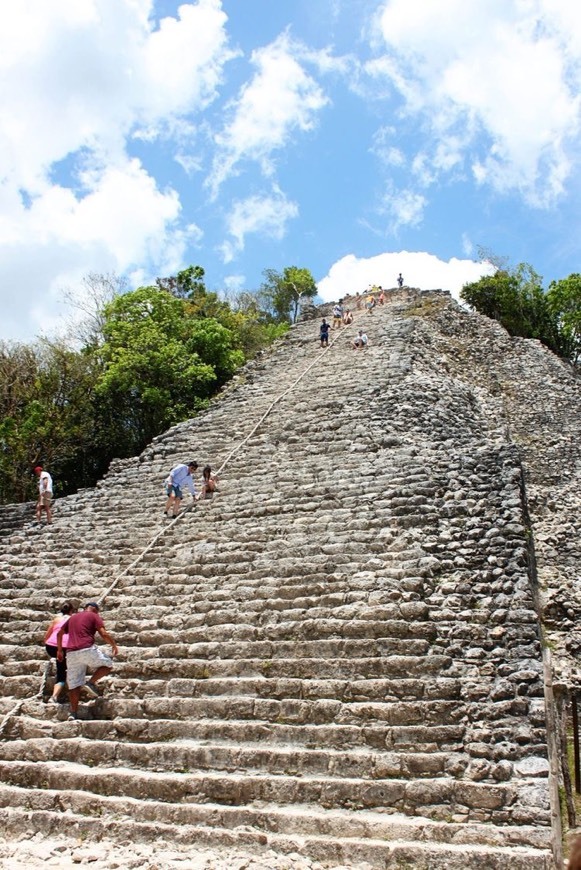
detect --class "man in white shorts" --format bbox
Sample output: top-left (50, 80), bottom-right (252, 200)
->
top-left (57, 602), bottom-right (118, 720)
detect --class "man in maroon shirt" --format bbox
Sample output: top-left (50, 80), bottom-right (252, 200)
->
top-left (57, 602), bottom-right (118, 720)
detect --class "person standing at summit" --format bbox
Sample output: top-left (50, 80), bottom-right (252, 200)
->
top-left (164, 461), bottom-right (198, 517)
top-left (34, 465), bottom-right (53, 524)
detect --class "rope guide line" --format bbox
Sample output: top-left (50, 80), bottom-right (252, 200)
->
top-left (0, 315), bottom-right (353, 737)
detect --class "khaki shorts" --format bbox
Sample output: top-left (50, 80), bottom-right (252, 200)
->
top-left (66, 646), bottom-right (113, 690)
top-left (39, 493), bottom-right (52, 507)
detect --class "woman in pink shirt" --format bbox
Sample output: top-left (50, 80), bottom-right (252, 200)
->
top-left (44, 601), bottom-right (76, 703)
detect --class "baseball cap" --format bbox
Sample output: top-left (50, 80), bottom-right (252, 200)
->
top-left (85, 602), bottom-right (100, 610)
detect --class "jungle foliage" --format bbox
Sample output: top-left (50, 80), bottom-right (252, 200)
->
top-left (0, 265), bottom-right (302, 504)
top-left (461, 251), bottom-right (580, 365)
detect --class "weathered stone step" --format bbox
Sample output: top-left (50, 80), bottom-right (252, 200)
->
top-left (108, 674), bottom-right (464, 706)
top-left (0, 655), bottom-right (459, 697)
top-left (12, 714), bottom-right (462, 754)
top-left (118, 598), bottom-right (432, 626)
top-left (2, 673), bottom-right (463, 716)
top-left (117, 653), bottom-right (447, 682)
top-left (126, 575), bottom-right (426, 601)
top-left (156, 635), bottom-right (436, 659)
top-left (111, 579), bottom-right (427, 606)
top-left (0, 787), bottom-right (553, 861)
top-left (86, 695), bottom-right (467, 733)
top-left (0, 635), bottom-right (434, 669)
top-left (0, 736), bottom-right (455, 780)
top-left (0, 760), bottom-right (534, 823)
top-left (3, 617), bottom-right (440, 649)
top-left (129, 619), bottom-right (445, 645)
top-left (0, 809), bottom-right (554, 870)
top-left (27, 601), bottom-right (433, 634)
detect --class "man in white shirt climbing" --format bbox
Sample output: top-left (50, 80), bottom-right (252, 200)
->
top-left (164, 461), bottom-right (198, 517)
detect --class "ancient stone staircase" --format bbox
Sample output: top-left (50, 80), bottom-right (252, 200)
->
top-left (0, 289), bottom-right (571, 868)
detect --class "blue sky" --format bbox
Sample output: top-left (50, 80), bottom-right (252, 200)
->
top-left (1, 0), bottom-right (580, 341)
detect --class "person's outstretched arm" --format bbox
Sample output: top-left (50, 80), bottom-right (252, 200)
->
top-left (97, 625), bottom-right (119, 656)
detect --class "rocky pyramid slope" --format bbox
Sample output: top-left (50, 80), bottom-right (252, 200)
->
top-left (1, 288), bottom-right (578, 868)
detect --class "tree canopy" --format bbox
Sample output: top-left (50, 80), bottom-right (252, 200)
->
top-left (260, 266), bottom-right (318, 323)
top-left (547, 273), bottom-right (581, 365)
top-left (460, 255), bottom-right (578, 363)
top-left (0, 264), bottom-right (296, 504)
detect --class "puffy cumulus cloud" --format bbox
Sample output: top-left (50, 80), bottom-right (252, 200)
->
top-left (380, 186), bottom-right (427, 232)
top-left (0, 0), bottom-right (231, 340)
top-left (370, 0), bottom-right (581, 205)
top-left (0, 156), bottom-right (203, 340)
top-left (220, 187), bottom-right (299, 263)
top-left (208, 32), bottom-right (329, 196)
top-left (142, 0), bottom-right (236, 123)
top-left (317, 250), bottom-right (494, 302)
top-left (0, 0), bottom-right (233, 189)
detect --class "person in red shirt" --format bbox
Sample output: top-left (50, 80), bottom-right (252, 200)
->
top-left (57, 602), bottom-right (118, 720)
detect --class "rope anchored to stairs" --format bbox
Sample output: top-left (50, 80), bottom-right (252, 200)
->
top-left (0, 317), bottom-right (352, 738)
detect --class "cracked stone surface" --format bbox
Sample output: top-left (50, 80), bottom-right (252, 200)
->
top-left (0, 288), bottom-right (578, 869)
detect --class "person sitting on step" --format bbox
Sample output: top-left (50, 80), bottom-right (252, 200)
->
top-left (197, 465), bottom-right (218, 500)
top-left (352, 330), bottom-right (368, 350)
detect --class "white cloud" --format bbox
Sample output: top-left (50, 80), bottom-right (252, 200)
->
top-left (370, 0), bottom-right (581, 205)
top-left (317, 250), bottom-right (494, 302)
top-left (462, 233), bottom-right (475, 258)
top-left (220, 187), bottom-right (299, 263)
top-left (208, 31), bottom-right (329, 195)
top-left (0, 0), bottom-right (233, 341)
top-left (223, 274), bottom-right (246, 293)
top-left (0, 0), bottom-right (233, 189)
top-left (0, 157), bottom-right (198, 340)
top-left (380, 186), bottom-right (427, 233)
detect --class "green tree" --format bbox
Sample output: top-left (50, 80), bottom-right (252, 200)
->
top-left (1, 264), bottom-right (298, 505)
top-left (260, 266), bottom-right (318, 323)
top-left (0, 340), bottom-right (100, 503)
top-left (96, 285), bottom-right (247, 453)
top-left (156, 265), bottom-right (206, 300)
top-left (461, 255), bottom-right (562, 356)
top-left (97, 287), bottom-right (215, 450)
top-left (547, 273), bottom-right (581, 365)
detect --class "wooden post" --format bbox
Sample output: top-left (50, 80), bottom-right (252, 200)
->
top-left (573, 693), bottom-right (581, 795)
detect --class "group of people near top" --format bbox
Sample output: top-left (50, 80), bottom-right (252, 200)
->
top-left (319, 315), bottom-right (369, 350)
top-left (320, 276), bottom-right (405, 347)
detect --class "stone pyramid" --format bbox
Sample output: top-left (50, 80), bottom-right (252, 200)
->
top-left (1, 287), bottom-right (579, 869)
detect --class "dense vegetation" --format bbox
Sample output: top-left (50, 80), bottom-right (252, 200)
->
top-left (0, 265), bottom-right (314, 504)
top-left (461, 251), bottom-right (581, 366)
